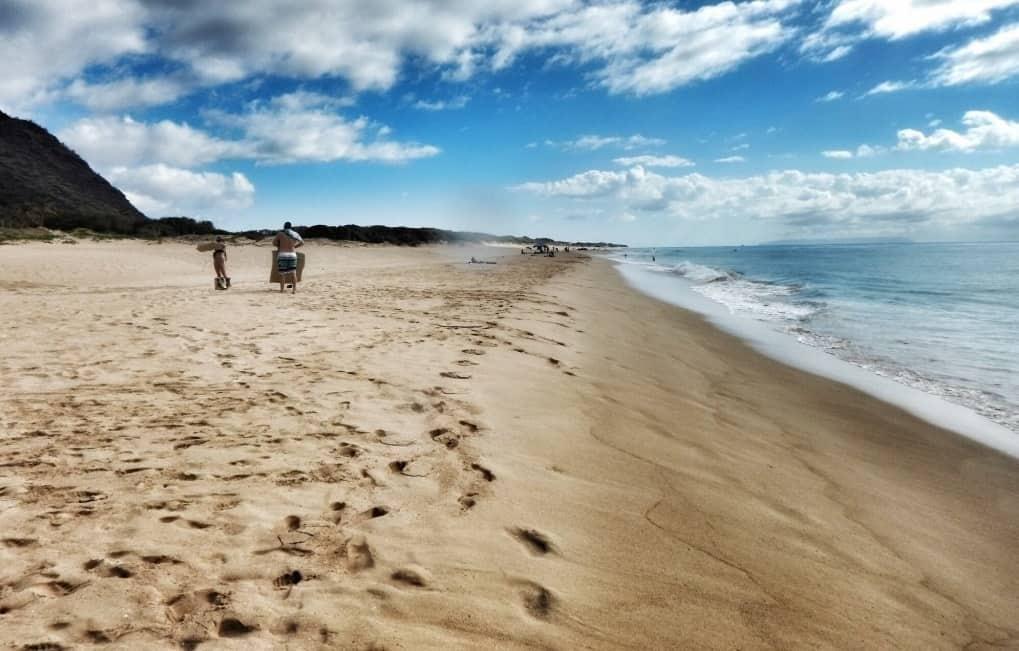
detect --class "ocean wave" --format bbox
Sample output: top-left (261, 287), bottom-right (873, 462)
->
top-left (670, 261), bottom-right (735, 283)
top-left (667, 260), bottom-right (820, 322)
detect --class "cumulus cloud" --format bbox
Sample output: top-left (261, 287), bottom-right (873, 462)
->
top-left (803, 0), bottom-right (1019, 61)
top-left (613, 155), bottom-right (693, 168)
top-left (57, 91), bottom-right (438, 215)
top-left (212, 95), bottom-right (439, 164)
top-left (846, 22), bottom-right (1019, 95)
top-left (0, 0), bottom-right (147, 112)
top-left (134, 1), bottom-right (549, 90)
top-left (514, 168), bottom-right (632, 198)
top-left (64, 76), bottom-right (191, 111)
top-left (515, 163), bottom-right (1019, 230)
top-left (533, 0), bottom-right (798, 95)
top-left (108, 164), bottom-right (254, 215)
top-left (1, 0), bottom-right (804, 110)
top-left (60, 94), bottom-right (439, 169)
top-left (896, 110), bottom-right (1019, 152)
top-left (59, 116), bottom-right (241, 168)
top-left (930, 22), bottom-right (1019, 86)
top-left (822, 145), bottom-right (883, 159)
top-left (825, 0), bottom-right (1019, 40)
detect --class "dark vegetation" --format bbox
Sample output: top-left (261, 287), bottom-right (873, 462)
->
top-left (0, 109), bottom-right (147, 234)
top-left (1, 110), bottom-right (625, 248)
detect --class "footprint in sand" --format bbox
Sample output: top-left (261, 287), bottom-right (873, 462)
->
top-left (520, 581), bottom-right (556, 619)
top-left (470, 463), bottom-right (495, 482)
top-left (218, 617), bottom-right (257, 638)
top-left (510, 527), bottom-right (555, 556)
top-left (273, 570), bottom-right (304, 590)
top-left (390, 567), bottom-right (428, 588)
top-left (429, 428), bottom-right (459, 449)
top-left (343, 536), bottom-right (374, 573)
top-left (439, 371), bottom-right (471, 380)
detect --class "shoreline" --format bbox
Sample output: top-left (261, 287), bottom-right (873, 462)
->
top-left (612, 259), bottom-right (1019, 459)
top-left (2, 243), bottom-right (1017, 648)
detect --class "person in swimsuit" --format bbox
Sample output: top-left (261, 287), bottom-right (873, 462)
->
top-left (212, 236), bottom-right (229, 288)
top-left (272, 221), bottom-right (303, 294)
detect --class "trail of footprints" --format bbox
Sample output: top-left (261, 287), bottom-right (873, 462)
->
top-left (1, 255), bottom-right (581, 647)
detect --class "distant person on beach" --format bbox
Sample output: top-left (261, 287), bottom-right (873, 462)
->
top-left (213, 236), bottom-right (229, 288)
top-left (272, 221), bottom-right (304, 294)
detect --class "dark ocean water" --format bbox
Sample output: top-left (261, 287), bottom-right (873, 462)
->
top-left (613, 242), bottom-right (1019, 435)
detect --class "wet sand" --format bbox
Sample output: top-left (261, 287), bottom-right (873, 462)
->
top-left (1, 240), bottom-right (1016, 649)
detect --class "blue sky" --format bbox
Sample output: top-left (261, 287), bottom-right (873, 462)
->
top-left (3, 0), bottom-right (1019, 245)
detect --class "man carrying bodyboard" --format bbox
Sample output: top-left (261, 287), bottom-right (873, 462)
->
top-left (273, 221), bottom-right (304, 294)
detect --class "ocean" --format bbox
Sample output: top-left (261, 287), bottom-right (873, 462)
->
top-left (611, 242), bottom-right (1019, 448)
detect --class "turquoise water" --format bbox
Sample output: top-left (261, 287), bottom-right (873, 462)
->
top-left (613, 243), bottom-right (1019, 435)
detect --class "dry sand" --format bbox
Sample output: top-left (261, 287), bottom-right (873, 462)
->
top-left (1, 239), bottom-right (1017, 650)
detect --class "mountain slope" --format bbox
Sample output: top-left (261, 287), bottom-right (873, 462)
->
top-left (0, 110), bottom-right (148, 232)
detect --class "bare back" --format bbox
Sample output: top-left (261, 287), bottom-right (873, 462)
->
top-left (273, 231), bottom-right (299, 252)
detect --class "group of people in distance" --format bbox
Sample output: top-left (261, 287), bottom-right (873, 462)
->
top-left (210, 221), bottom-right (305, 294)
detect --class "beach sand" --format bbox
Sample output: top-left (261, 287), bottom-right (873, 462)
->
top-left (1, 239), bottom-right (1017, 649)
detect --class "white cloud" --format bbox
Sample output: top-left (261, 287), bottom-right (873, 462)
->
top-left (515, 163), bottom-right (1019, 230)
top-left (60, 94), bottom-right (439, 169)
top-left (822, 145), bottom-right (883, 159)
top-left (211, 98), bottom-right (440, 165)
top-left (820, 45), bottom-right (853, 62)
top-left (862, 80), bottom-right (916, 96)
top-left (803, 1), bottom-right (1019, 62)
top-left (59, 116), bottom-right (241, 168)
top-left (413, 95), bottom-right (471, 111)
top-left (799, 31), bottom-right (857, 62)
top-left (65, 76), bottom-right (190, 111)
top-left (581, 0), bottom-right (797, 95)
top-left (144, 1), bottom-right (578, 91)
top-left (930, 23), bottom-right (1019, 86)
top-left (108, 164), bottom-right (255, 215)
top-left (855, 144), bottom-right (880, 157)
top-left (549, 134), bottom-right (667, 151)
top-left (0, 0), bottom-right (147, 112)
top-left (0, 0), bottom-right (801, 113)
top-left (613, 155), bottom-right (693, 168)
top-left (514, 168), bottom-right (630, 198)
top-left (897, 110), bottom-right (1019, 152)
top-left (816, 90), bottom-right (845, 102)
top-left (715, 156), bottom-right (746, 163)
top-left (825, 0), bottom-right (1019, 40)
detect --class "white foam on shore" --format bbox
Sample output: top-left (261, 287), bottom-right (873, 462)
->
top-left (616, 262), bottom-right (1019, 459)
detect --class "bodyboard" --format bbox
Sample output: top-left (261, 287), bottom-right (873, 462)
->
top-left (196, 242), bottom-right (217, 252)
top-left (270, 251), bottom-right (305, 283)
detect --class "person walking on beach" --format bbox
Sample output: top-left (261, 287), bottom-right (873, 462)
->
top-left (212, 236), bottom-right (230, 288)
top-left (273, 221), bottom-right (303, 294)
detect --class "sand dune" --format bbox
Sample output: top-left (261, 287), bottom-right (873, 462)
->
top-left (1, 240), bottom-right (1016, 649)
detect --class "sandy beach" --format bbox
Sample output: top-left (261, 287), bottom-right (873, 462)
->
top-left (1, 239), bottom-right (1017, 650)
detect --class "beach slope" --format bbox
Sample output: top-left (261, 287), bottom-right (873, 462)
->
top-left (1, 241), bottom-right (1016, 649)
